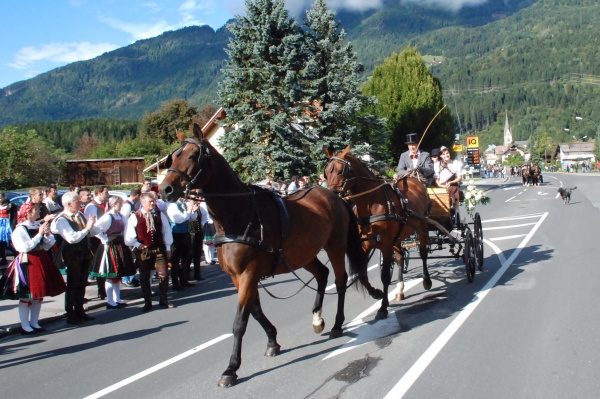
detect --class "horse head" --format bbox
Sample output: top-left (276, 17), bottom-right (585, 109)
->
top-left (323, 145), bottom-right (355, 195)
top-left (160, 122), bottom-right (212, 202)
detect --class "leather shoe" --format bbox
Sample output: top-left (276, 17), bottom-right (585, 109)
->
top-left (32, 326), bottom-right (46, 333)
top-left (182, 281), bottom-right (195, 287)
top-left (21, 328), bottom-right (36, 336)
top-left (106, 304), bottom-right (120, 309)
top-left (66, 316), bottom-right (83, 325)
top-left (159, 302), bottom-right (176, 309)
top-left (116, 302), bottom-right (128, 307)
top-left (141, 304), bottom-right (153, 313)
top-left (77, 313), bottom-right (96, 321)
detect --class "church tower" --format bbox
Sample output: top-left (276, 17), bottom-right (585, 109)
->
top-left (503, 111), bottom-right (513, 147)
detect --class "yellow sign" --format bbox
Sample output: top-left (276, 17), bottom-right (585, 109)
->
top-left (466, 136), bottom-right (479, 148)
top-left (453, 144), bottom-right (463, 152)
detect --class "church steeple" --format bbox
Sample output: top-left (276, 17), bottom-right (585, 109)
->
top-left (504, 111), bottom-right (513, 147)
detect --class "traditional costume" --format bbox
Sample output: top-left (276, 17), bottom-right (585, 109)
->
top-left (0, 203), bottom-right (66, 334)
top-left (91, 210), bottom-right (135, 307)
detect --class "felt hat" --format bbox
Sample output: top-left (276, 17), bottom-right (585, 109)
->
top-left (430, 148), bottom-right (440, 157)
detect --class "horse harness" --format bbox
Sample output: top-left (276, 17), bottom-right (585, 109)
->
top-left (167, 137), bottom-right (290, 277)
top-left (326, 156), bottom-right (419, 241)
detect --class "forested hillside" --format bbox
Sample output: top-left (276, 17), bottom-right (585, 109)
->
top-left (417, 0), bottom-right (600, 150)
top-left (2, 0), bottom-right (599, 154)
top-left (0, 25), bottom-right (230, 126)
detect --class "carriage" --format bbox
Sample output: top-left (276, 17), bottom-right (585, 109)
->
top-left (324, 145), bottom-right (486, 319)
top-left (397, 187), bottom-right (484, 283)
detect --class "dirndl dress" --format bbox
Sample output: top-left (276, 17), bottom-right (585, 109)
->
top-left (90, 217), bottom-right (135, 278)
top-left (0, 225), bottom-right (66, 299)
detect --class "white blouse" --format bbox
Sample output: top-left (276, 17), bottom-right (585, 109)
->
top-left (12, 221), bottom-right (56, 253)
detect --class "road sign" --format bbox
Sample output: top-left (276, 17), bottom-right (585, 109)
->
top-left (453, 144), bottom-right (463, 152)
top-left (466, 136), bottom-right (479, 148)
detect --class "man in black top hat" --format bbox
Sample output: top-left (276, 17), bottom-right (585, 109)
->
top-left (395, 132), bottom-right (434, 181)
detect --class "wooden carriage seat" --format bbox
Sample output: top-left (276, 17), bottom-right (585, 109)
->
top-left (427, 187), bottom-right (451, 218)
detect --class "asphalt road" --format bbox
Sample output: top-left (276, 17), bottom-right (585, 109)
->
top-left (1, 173), bottom-right (599, 399)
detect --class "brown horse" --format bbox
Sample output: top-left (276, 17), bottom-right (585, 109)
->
top-left (159, 124), bottom-right (376, 387)
top-left (324, 146), bottom-right (432, 320)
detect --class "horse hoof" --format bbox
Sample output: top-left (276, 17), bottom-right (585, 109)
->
top-left (329, 329), bottom-right (343, 339)
top-left (395, 293), bottom-right (405, 301)
top-left (375, 309), bottom-right (388, 320)
top-left (371, 289), bottom-right (384, 300)
top-left (265, 344), bottom-right (281, 357)
top-left (422, 280), bottom-right (432, 291)
top-left (313, 320), bottom-right (325, 334)
top-left (218, 373), bottom-right (238, 387)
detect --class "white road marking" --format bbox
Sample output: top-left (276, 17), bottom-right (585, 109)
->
top-left (83, 334), bottom-right (233, 399)
top-left (489, 234), bottom-right (527, 241)
top-left (383, 212), bottom-right (548, 399)
top-left (323, 278), bottom-right (423, 360)
top-left (326, 262), bottom-right (380, 291)
top-left (483, 222), bottom-right (537, 231)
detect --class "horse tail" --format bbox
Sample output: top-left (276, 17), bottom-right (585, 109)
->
top-left (342, 200), bottom-right (369, 291)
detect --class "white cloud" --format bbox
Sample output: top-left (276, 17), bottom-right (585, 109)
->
top-left (8, 42), bottom-right (119, 70)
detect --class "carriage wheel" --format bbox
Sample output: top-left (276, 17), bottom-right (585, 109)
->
top-left (463, 228), bottom-right (476, 283)
top-left (474, 212), bottom-right (484, 271)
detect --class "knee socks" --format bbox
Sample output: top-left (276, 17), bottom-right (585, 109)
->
top-left (18, 300), bottom-right (33, 332)
top-left (30, 299), bottom-right (42, 329)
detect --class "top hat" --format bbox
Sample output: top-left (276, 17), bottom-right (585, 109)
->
top-left (405, 133), bottom-right (419, 145)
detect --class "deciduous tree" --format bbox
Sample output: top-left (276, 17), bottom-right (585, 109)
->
top-left (362, 46), bottom-right (455, 162)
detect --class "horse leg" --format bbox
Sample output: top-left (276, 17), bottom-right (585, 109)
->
top-left (395, 248), bottom-right (405, 302)
top-left (354, 247), bottom-right (383, 300)
top-left (375, 247), bottom-right (393, 320)
top-left (303, 258), bottom-right (330, 334)
top-left (419, 231), bottom-right (432, 291)
top-left (218, 274), bottom-right (258, 388)
top-left (328, 253), bottom-right (348, 339)
top-left (249, 292), bottom-right (281, 357)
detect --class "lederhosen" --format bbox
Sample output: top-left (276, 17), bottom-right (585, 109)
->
top-left (134, 210), bottom-right (170, 305)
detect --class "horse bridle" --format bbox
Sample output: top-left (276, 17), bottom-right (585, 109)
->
top-left (165, 137), bottom-right (211, 196)
top-left (324, 156), bottom-right (353, 195)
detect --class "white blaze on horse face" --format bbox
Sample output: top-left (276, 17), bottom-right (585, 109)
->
top-left (312, 310), bottom-right (323, 327)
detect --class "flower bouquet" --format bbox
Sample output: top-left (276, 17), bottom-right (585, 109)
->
top-left (462, 178), bottom-right (491, 218)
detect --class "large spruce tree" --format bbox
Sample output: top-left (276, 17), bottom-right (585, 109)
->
top-left (362, 46), bottom-right (455, 162)
top-left (218, 0), bottom-right (308, 181)
top-left (302, 0), bottom-right (383, 169)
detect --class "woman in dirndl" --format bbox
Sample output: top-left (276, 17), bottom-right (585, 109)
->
top-left (91, 196), bottom-right (135, 309)
top-left (0, 202), bottom-right (66, 335)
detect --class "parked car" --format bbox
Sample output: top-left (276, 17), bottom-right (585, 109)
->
top-left (9, 190), bottom-right (69, 210)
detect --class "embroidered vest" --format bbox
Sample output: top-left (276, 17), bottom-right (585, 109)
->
top-left (134, 210), bottom-right (164, 247)
top-left (56, 212), bottom-right (89, 253)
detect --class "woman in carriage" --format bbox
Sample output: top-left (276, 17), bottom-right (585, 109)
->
top-left (436, 146), bottom-right (463, 209)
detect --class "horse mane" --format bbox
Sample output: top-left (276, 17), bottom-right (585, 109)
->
top-left (338, 150), bottom-right (383, 180)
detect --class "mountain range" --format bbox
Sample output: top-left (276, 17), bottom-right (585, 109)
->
top-left (2, 0), bottom-right (600, 150)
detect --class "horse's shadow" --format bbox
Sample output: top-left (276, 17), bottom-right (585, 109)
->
top-left (230, 244), bottom-right (554, 385)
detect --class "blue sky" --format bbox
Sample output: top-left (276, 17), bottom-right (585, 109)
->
top-left (0, 0), bottom-right (483, 89)
top-left (0, 0), bottom-right (245, 88)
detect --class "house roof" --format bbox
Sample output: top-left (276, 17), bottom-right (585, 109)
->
top-left (559, 141), bottom-right (596, 153)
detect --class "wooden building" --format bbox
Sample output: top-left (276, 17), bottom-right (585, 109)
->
top-left (65, 158), bottom-right (145, 186)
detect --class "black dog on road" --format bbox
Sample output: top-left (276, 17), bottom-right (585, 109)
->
top-left (558, 186), bottom-right (576, 204)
